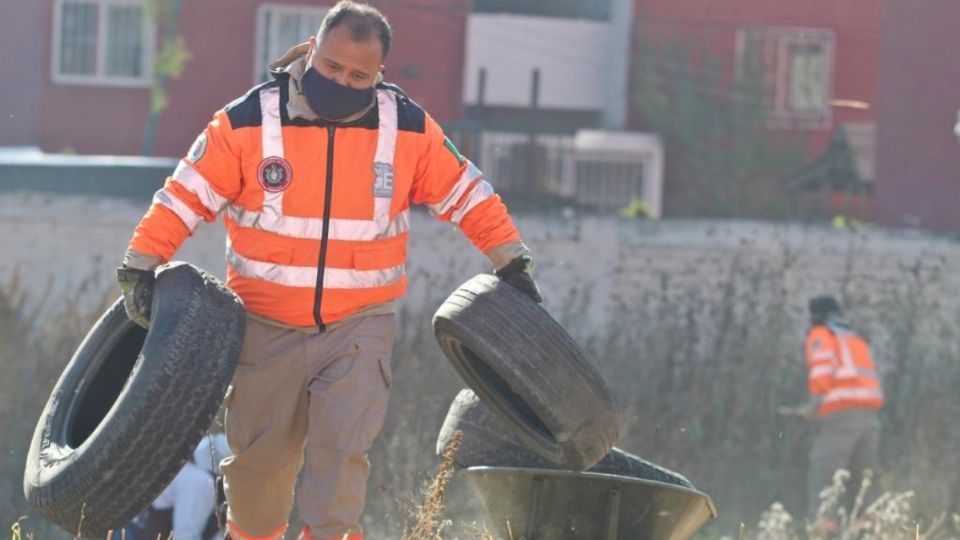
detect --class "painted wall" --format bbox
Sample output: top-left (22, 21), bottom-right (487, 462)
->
top-left (381, 0), bottom-right (468, 123)
top-left (874, 0), bottom-right (960, 231)
top-left (0, 0), bottom-right (46, 146)
top-left (32, 0), bottom-right (467, 157)
top-left (630, 0), bottom-right (882, 156)
top-left (463, 13), bottom-right (611, 111)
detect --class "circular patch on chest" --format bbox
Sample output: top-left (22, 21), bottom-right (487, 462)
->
top-left (257, 157), bottom-right (293, 192)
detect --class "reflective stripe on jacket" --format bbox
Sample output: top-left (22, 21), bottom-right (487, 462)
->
top-left (128, 70), bottom-right (521, 328)
top-left (805, 324), bottom-right (884, 417)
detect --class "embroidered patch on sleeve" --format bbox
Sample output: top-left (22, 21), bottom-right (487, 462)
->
top-left (443, 137), bottom-right (466, 166)
top-left (187, 132), bottom-right (208, 163)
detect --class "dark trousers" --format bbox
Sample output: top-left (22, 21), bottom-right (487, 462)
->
top-left (807, 408), bottom-right (881, 519)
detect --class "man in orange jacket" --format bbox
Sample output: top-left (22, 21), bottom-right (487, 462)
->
top-left (115, 3), bottom-right (540, 539)
top-left (781, 296), bottom-right (883, 525)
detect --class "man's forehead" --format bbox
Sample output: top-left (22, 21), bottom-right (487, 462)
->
top-left (316, 24), bottom-right (383, 66)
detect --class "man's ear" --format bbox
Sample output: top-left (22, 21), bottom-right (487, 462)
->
top-left (306, 35), bottom-right (318, 65)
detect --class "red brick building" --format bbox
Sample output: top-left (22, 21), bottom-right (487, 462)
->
top-left (631, 0), bottom-right (881, 157)
top-left (629, 0), bottom-right (883, 218)
top-left (1, 0), bottom-right (468, 157)
top-left (874, 0), bottom-right (960, 231)
top-left (3, 1), bottom-right (47, 148)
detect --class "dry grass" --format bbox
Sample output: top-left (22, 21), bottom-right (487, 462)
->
top-left (740, 470), bottom-right (960, 540)
top-left (370, 224), bottom-right (960, 538)
top-left (1, 268), bottom-right (114, 540)
top-left (3, 217), bottom-right (960, 539)
top-left (400, 429), bottom-right (497, 540)
top-left (402, 430), bottom-right (463, 540)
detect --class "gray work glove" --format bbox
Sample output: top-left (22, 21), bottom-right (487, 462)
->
top-left (117, 266), bottom-right (155, 328)
top-left (496, 255), bottom-right (543, 303)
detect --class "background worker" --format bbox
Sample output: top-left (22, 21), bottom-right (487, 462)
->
top-left (781, 295), bottom-right (884, 524)
top-left (114, 434), bottom-right (231, 540)
top-left (114, 2), bottom-right (540, 539)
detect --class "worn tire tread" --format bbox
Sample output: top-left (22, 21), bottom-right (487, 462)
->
top-left (23, 263), bottom-right (245, 537)
top-left (433, 275), bottom-right (624, 470)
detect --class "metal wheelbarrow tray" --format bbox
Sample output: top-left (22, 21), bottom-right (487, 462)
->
top-left (464, 466), bottom-right (717, 540)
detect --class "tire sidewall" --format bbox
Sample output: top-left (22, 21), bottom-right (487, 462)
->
top-left (434, 274), bottom-right (624, 469)
top-left (24, 300), bottom-right (132, 490)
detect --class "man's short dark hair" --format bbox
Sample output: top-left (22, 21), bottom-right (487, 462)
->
top-left (809, 295), bottom-right (842, 322)
top-left (319, 1), bottom-right (392, 58)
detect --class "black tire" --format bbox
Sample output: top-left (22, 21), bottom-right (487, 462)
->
top-left (23, 262), bottom-right (245, 538)
top-left (432, 275), bottom-right (625, 470)
top-left (437, 389), bottom-right (694, 489)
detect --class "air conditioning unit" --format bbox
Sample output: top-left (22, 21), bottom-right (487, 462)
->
top-left (572, 130), bottom-right (663, 218)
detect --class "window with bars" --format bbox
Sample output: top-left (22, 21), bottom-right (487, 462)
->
top-left (736, 26), bottom-right (834, 130)
top-left (52, 0), bottom-right (154, 86)
top-left (255, 4), bottom-right (330, 83)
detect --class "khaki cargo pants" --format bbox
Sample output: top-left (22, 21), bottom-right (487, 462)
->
top-left (220, 314), bottom-right (395, 540)
top-left (807, 408), bottom-right (881, 519)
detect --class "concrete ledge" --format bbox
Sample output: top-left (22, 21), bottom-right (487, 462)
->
top-left (0, 148), bottom-right (176, 200)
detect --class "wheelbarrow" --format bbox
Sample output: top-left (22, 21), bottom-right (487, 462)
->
top-left (464, 466), bottom-right (716, 540)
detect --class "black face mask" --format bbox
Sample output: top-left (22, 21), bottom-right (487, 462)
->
top-left (300, 66), bottom-right (376, 122)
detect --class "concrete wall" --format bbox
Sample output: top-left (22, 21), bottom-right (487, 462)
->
top-left (0, 152), bottom-right (175, 199)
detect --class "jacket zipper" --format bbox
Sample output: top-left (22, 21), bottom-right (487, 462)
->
top-left (313, 125), bottom-right (336, 331)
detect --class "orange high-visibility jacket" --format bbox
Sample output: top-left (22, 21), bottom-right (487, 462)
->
top-left (128, 74), bottom-right (522, 328)
top-left (805, 324), bottom-right (884, 417)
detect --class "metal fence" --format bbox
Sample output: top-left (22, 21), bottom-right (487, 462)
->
top-left (448, 129), bottom-right (662, 216)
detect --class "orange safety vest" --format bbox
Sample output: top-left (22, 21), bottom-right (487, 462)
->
top-left (129, 76), bottom-right (520, 328)
top-left (805, 324), bottom-right (884, 417)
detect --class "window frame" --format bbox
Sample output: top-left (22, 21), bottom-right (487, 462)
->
top-left (51, 0), bottom-right (156, 87)
top-left (254, 3), bottom-right (330, 84)
top-left (472, 0), bottom-right (611, 21)
top-left (735, 25), bottom-right (835, 130)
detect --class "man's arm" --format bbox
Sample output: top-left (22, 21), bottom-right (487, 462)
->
top-left (779, 328), bottom-right (834, 419)
top-left (778, 396), bottom-right (823, 419)
top-left (119, 109), bottom-right (243, 326)
top-left (126, 109), bottom-right (243, 268)
top-left (802, 327), bottom-right (835, 418)
top-left (409, 114), bottom-right (529, 270)
top-left (409, 114), bottom-right (541, 301)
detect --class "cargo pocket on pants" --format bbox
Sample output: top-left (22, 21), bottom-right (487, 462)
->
top-left (377, 357), bottom-right (392, 389)
top-left (359, 357), bottom-right (391, 450)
